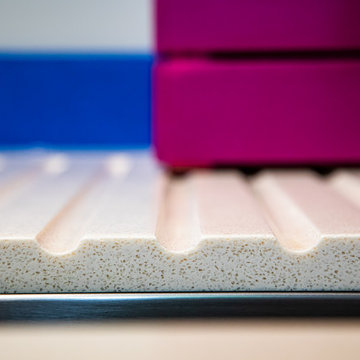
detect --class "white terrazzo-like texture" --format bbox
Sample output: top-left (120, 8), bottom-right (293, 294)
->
top-left (1, 151), bottom-right (360, 293)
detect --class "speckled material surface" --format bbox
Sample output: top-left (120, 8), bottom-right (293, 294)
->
top-left (1, 151), bottom-right (360, 293)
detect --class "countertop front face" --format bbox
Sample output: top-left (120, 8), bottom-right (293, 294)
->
top-left (1, 150), bottom-right (360, 293)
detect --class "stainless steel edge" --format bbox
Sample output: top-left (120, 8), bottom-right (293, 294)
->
top-left (1, 292), bottom-right (360, 320)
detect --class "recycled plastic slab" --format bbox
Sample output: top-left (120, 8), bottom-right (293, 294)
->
top-left (154, 59), bottom-right (360, 167)
top-left (156, 0), bottom-right (360, 53)
top-left (1, 151), bottom-right (360, 293)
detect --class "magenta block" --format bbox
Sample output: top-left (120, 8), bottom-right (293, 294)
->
top-left (154, 59), bottom-right (360, 166)
top-left (156, 0), bottom-right (360, 53)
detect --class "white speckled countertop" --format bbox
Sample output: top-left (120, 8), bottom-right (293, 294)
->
top-left (1, 150), bottom-right (360, 293)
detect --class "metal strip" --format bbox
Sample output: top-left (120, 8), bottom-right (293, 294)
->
top-left (1, 292), bottom-right (360, 321)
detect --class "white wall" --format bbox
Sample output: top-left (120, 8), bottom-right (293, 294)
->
top-left (0, 0), bottom-right (153, 52)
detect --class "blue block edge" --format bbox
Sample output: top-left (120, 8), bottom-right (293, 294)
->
top-left (0, 53), bottom-right (153, 147)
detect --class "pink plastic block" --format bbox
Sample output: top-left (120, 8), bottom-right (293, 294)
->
top-left (156, 0), bottom-right (360, 53)
top-left (154, 59), bottom-right (360, 167)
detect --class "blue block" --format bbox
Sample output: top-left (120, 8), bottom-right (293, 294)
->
top-left (0, 54), bottom-right (152, 147)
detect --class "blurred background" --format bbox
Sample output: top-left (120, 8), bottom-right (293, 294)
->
top-left (0, 0), bottom-right (152, 147)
